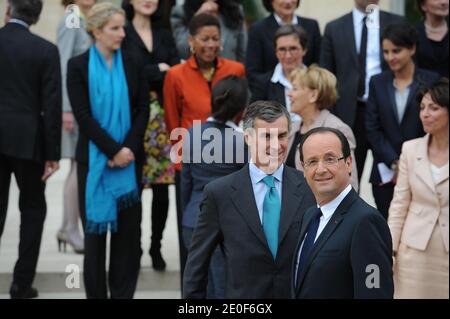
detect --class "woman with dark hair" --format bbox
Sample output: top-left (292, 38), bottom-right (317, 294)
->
top-left (366, 23), bottom-right (439, 219)
top-left (246, 0), bottom-right (321, 96)
top-left (170, 0), bottom-right (247, 62)
top-left (67, 2), bottom-right (149, 298)
top-left (164, 13), bottom-right (245, 285)
top-left (121, 0), bottom-right (180, 272)
top-left (415, 0), bottom-right (449, 77)
top-left (389, 78), bottom-right (449, 299)
top-left (56, 0), bottom-right (96, 254)
top-left (181, 76), bottom-right (249, 299)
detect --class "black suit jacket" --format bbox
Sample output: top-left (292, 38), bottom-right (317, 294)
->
top-left (365, 68), bottom-right (439, 184)
top-left (67, 50), bottom-right (149, 166)
top-left (320, 11), bottom-right (404, 128)
top-left (0, 23), bottom-right (62, 162)
top-left (250, 71), bottom-right (286, 105)
top-left (183, 164), bottom-right (316, 299)
top-left (292, 189), bottom-right (394, 299)
top-left (246, 14), bottom-right (321, 96)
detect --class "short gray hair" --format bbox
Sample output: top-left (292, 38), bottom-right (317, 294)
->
top-left (243, 100), bottom-right (291, 132)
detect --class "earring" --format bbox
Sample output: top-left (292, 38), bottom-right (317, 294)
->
top-left (190, 46), bottom-right (195, 55)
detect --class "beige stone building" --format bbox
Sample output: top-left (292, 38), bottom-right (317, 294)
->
top-left (0, 0), bottom-right (404, 42)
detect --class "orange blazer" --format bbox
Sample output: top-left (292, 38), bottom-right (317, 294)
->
top-left (163, 56), bottom-right (245, 170)
top-left (388, 134), bottom-right (449, 253)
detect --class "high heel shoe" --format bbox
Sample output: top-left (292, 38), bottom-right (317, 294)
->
top-left (56, 230), bottom-right (84, 254)
top-left (150, 248), bottom-right (166, 271)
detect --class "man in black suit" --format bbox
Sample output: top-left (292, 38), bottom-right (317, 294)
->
top-left (0, 0), bottom-right (62, 299)
top-left (246, 0), bottom-right (321, 97)
top-left (320, 0), bottom-right (404, 182)
top-left (183, 100), bottom-right (315, 298)
top-left (292, 127), bottom-right (393, 299)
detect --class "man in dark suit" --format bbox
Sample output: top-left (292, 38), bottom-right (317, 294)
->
top-left (246, 0), bottom-right (321, 96)
top-left (183, 100), bottom-right (315, 298)
top-left (320, 0), bottom-right (404, 182)
top-left (0, 0), bottom-right (62, 299)
top-left (292, 127), bottom-right (393, 299)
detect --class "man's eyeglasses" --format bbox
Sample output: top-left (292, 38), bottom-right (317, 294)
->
top-left (276, 46), bottom-right (301, 55)
top-left (302, 156), bottom-right (345, 169)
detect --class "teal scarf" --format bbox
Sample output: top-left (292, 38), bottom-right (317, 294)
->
top-left (86, 45), bottom-right (138, 234)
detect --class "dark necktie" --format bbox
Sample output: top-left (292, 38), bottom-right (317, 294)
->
top-left (296, 208), bottom-right (322, 287)
top-left (357, 16), bottom-right (368, 98)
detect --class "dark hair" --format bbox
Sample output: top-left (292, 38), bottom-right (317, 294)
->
top-left (121, 0), bottom-right (164, 27)
top-left (61, 0), bottom-right (74, 6)
top-left (8, 0), bottom-right (43, 25)
top-left (263, 0), bottom-right (300, 12)
top-left (211, 76), bottom-right (248, 122)
top-left (299, 127), bottom-right (351, 162)
top-left (183, 0), bottom-right (243, 30)
top-left (416, 77), bottom-right (449, 109)
top-left (274, 24), bottom-right (308, 50)
top-left (188, 13), bottom-right (220, 36)
top-left (382, 23), bottom-right (418, 49)
top-left (243, 100), bottom-right (291, 132)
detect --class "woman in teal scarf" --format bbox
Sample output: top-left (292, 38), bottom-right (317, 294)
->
top-left (67, 2), bottom-right (149, 298)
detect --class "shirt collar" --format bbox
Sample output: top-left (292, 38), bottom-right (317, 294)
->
top-left (274, 13), bottom-right (299, 26)
top-left (249, 162), bottom-right (284, 185)
top-left (9, 18), bottom-right (29, 29)
top-left (206, 116), bottom-right (241, 131)
top-left (318, 184), bottom-right (352, 219)
top-left (352, 7), bottom-right (366, 26)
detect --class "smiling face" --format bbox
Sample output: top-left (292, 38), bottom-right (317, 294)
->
top-left (382, 39), bottom-right (416, 73)
top-left (188, 25), bottom-right (221, 65)
top-left (93, 13), bottom-right (126, 51)
top-left (420, 93), bottom-right (449, 135)
top-left (245, 116), bottom-right (289, 174)
top-left (130, 0), bottom-right (159, 17)
top-left (421, 0), bottom-right (449, 18)
top-left (272, 0), bottom-right (299, 18)
top-left (301, 132), bottom-right (352, 205)
top-left (276, 34), bottom-right (306, 76)
top-left (288, 82), bottom-right (317, 116)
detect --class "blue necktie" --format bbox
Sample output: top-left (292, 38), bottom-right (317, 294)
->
top-left (262, 175), bottom-right (281, 259)
top-left (296, 208), bottom-right (322, 286)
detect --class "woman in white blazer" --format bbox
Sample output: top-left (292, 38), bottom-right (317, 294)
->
top-left (388, 78), bottom-right (449, 299)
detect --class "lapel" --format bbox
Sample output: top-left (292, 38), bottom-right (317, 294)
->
top-left (400, 70), bottom-right (420, 126)
top-left (296, 189), bottom-right (358, 294)
top-left (384, 72), bottom-right (401, 125)
top-left (343, 13), bottom-right (359, 68)
top-left (437, 162), bottom-right (450, 185)
top-left (415, 134), bottom-right (437, 192)
top-left (278, 167), bottom-right (306, 246)
top-left (230, 165), bottom-right (269, 250)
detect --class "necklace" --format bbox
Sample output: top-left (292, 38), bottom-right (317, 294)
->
top-left (425, 21), bottom-right (448, 33)
top-left (202, 67), bottom-right (216, 82)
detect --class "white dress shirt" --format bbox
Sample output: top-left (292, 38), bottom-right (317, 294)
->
top-left (274, 13), bottom-right (299, 26)
top-left (352, 7), bottom-right (382, 101)
top-left (248, 162), bottom-right (284, 223)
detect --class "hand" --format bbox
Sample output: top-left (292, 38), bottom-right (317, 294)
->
top-left (158, 63), bottom-right (170, 72)
top-left (62, 112), bottom-right (75, 132)
top-left (195, 0), bottom-right (219, 16)
top-left (41, 161), bottom-right (60, 181)
top-left (112, 147), bottom-right (135, 168)
top-left (390, 160), bottom-right (399, 185)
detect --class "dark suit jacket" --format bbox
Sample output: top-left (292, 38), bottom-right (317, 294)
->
top-left (320, 11), bottom-right (404, 128)
top-left (181, 121), bottom-right (249, 228)
top-left (292, 189), bottom-right (394, 299)
top-left (0, 23), bottom-right (62, 162)
top-left (183, 164), bottom-right (316, 299)
top-left (122, 23), bottom-right (180, 104)
top-left (245, 14), bottom-right (321, 95)
top-left (250, 71), bottom-right (286, 105)
top-left (415, 22), bottom-right (449, 78)
top-left (365, 68), bottom-right (439, 184)
top-left (67, 50), bottom-right (149, 166)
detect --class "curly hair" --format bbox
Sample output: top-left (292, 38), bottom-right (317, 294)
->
top-left (183, 0), bottom-right (244, 30)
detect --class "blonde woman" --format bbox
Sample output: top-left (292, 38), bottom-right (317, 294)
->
top-left (287, 65), bottom-right (359, 190)
top-left (67, 2), bottom-right (149, 298)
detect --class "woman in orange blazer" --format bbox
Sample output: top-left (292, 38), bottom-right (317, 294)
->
top-left (388, 78), bottom-right (449, 299)
top-left (163, 13), bottom-right (245, 282)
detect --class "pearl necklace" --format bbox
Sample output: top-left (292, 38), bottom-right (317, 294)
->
top-left (425, 21), bottom-right (448, 34)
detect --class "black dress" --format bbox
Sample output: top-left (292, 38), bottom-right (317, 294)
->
top-left (416, 22), bottom-right (449, 78)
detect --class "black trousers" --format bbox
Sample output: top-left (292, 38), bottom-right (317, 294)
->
top-left (175, 170), bottom-right (187, 292)
top-left (0, 153), bottom-right (46, 290)
top-left (372, 182), bottom-right (395, 220)
top-left (354, 101), bottom-right (370, 183)
top-left (149, 184), bottom-right (169, 252)
top-left (77, 163), bottom-right (142, 299)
